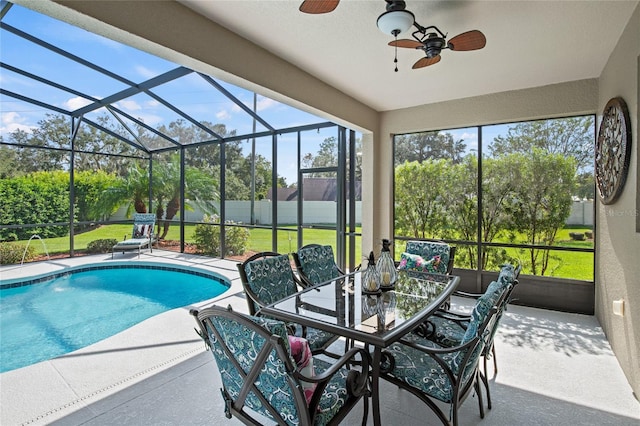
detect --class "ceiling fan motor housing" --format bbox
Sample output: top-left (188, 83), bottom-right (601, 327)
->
top-left (423, 33), bottom-right (446, 58)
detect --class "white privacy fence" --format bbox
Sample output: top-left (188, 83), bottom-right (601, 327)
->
top-left (566, 200), bottom-right (594, 226)
top-left (113, 200), bottom-right (363, 225)
top-left (113, 200), bottom-right (591, 226)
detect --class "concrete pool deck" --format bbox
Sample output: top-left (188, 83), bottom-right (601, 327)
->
top-left (1, 250), bottom-right (639, 425)
top-left (0, 250), bottom-right (245, 426)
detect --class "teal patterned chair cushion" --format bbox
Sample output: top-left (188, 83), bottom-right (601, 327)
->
top-left (427, 285), bottom-right (499, 349)
top-left (381, 327), bottom-right (481, 403)
top-left (199, 308), bottom-right (363, 426)
top-left (404, 241), bottom-right (451, 274)
top-left (300, 328), bottom-right (337, 353)
top-left (242, 254), bottom-right (338, 355)
top-left (428, 315), bottom-right (466, 347)
top-left (497, 263), bottom-right (516, 287)
top-left (382, 338), bottom-right (458, 402)
top-left (243, 254), bottom-right (298, 311)
top-left (297, 245), bottom-right (341, 285)
top-left (206, 314), bottom-right (299, 424)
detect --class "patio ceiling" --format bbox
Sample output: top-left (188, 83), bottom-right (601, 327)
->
top-left (0, 1), bottom-right (331, 154)
top-left (179, 0), bottom-right (638, 112)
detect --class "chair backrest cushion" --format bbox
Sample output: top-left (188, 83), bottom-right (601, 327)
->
top-left (205, 312), bottom-right (302, 425)
top-left (297, 245), bottom-right (341, 284)
top-left (132, 213), bottom-right (155, 238)
top-left (497, 263), bottom-right (518, 286)
top-left (243, 254), bottom-right (298, 306)
top-left (404, 241), bottom-right (450, 274)
top-left (451, 292), bottom-right (495, 378)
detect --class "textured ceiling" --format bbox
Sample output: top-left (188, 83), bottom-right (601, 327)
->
top-left (179, 0), bottom-right (638, 112)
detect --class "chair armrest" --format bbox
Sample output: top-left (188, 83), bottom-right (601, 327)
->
top-left (296, 346), bottom-right (371, 402)
top-left (452, 290), bottom-right (484, 299)
top-left (432, 309), bottom-right (471, 322)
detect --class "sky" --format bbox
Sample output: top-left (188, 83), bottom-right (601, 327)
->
top-left (1, 3), bottom-right (553, 185)
top-left (0, 3), bottom-right (340, 185)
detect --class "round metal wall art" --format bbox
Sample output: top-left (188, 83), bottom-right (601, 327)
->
top-left (595, 97), bottom-right (632, 205)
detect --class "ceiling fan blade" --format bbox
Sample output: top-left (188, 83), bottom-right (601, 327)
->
top-left (448, 30), bottom-right (486, 51)
top-left (413, 55), bottom-right (441, 69)
top-left (388, 39), bottom-right (424, 49)
top-left (299, 0), bottom-right (339, 14)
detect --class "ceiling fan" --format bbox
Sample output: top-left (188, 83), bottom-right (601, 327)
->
top-left (299, 0), bottom-right (339, 14)
top-left (300, 0), bottom-right (486, 71)
top-left (390, 24), bottom-right (486, 69)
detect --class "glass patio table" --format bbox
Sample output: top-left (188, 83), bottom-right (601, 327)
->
top-left (261, 269), bottom-right (460, 426)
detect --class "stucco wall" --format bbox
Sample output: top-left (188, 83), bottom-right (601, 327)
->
top-left (595, 3), bottom-right (640, 396)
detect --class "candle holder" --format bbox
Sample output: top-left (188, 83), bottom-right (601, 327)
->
top-left (377, 239), bottom-right (397, 289)
top-left (362, 251), bottom-right (381, 294)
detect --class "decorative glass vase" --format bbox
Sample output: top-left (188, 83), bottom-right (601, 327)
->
top-left (362, 251), bottom-right (381, 293)
top-left (377, 239), bottom-right (397, 288)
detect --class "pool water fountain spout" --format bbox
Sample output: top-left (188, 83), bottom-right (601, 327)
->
top-left (21, 234), bottom-right (50, 265)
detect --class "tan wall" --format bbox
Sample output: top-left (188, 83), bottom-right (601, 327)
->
top-left (596, 3), bottom-right (640, 396)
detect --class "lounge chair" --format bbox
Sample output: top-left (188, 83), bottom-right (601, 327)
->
top-left (112, 213), bottom-right (156, 258)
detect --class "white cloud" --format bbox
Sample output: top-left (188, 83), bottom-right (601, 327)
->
top-left (256, 97), bottom-right (278, 111)
top-left (460, 132), bottom-right (477, 141)
top-left (64, 96), bottom-right (93, 110)
top-left (132, 113), bottom-right (164, 127)
top-left (0, 111), bottom-right (34, 134)
top-left (216, 110), bottom-right (231, 120)
top-left (117, 99), bottom-right (142, 112)
top-left (135, 65), bottom-right (157, 79)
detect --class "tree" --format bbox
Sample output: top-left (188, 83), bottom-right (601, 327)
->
top-left (395, 131), bottom-right (467, 165)
top-left (489, 117), bottom-right (594, 172)
top-left (0, 144), bottom-right (19, 179)
top-left (302, 136), bottom-right (338, 177)
top-left (444, 156), bottom-right (479, 268)
top-left (575, 172), bottom-right (595, 200)
top-left (394, 159), bottom-right (455, 239)
top-left (96, 161), bottom-right (150, 217)
top-left (301, 135), bottom-right (362, 184)
top-left (508, 150), bottom-right (577, 275)
top-left (151, 152), bottom-right (219, 239)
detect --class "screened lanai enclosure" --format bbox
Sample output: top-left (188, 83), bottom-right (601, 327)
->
top-left (0, 2), bottom-right (363, 270)
top-left (2, 1), bottom-right (597, 315)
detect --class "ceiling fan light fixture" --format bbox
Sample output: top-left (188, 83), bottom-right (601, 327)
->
top-left (377, 9), bottom-right (415, 36)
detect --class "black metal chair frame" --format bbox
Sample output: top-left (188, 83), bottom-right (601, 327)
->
top-left (380, 305), bottom-right (500, 426)
top-left (427, 263), bottom-right (522, 409)
top-left (190, 305), bottom-right (370, 426)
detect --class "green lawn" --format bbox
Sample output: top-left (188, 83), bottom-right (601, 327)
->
top-left (7, 224), bottom-right (592, 280)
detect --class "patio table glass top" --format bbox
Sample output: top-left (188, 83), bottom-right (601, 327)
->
top-left (262, 269), bottom-right (460, 348)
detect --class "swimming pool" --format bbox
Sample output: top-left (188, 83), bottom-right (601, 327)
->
top-left (0, 263), bottom-right (229, 373)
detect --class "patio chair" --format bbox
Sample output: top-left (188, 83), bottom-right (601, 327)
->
top-left (237, 252), bottom-right (342, 357)
top-left (190, 305), bottom-right (370, 426)
top-left (379, 297), bottom-right (501, 426)
top-left (111, 213), bottom-right (156, 258)
top-left (419, 263), bottom-right (522, 409)
top-left (397, 240), bottom-right (456, 275)
top-left (292, 244), bottom-right (345, 288)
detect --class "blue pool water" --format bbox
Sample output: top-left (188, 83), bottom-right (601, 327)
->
top-left (0, 264), bottom-right (229, 373)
